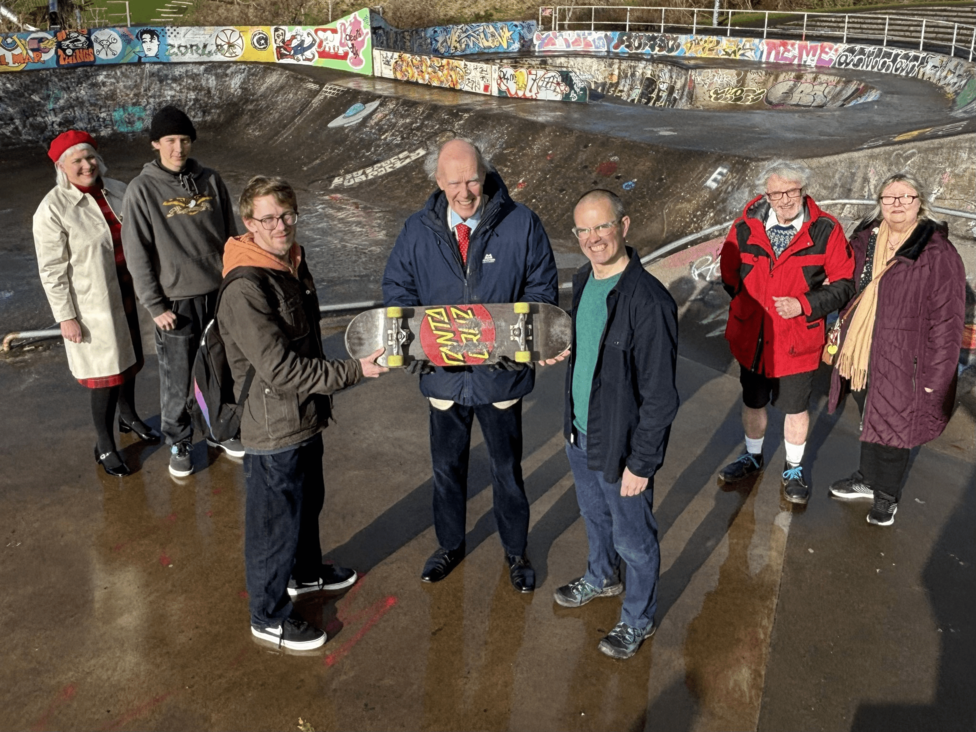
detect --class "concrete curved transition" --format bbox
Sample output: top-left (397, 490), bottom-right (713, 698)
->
top-left (1, 12), bottom-right (976, 732)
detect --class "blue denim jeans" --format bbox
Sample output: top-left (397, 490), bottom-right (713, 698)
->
top-left (566, 431), bottom-right (660, 630)
top-left (243, 434), bottom-right (325, 629)
top-left (154, 292), bottom-right (216, 445)
top-left (429, 401), bottom-right (529, 556)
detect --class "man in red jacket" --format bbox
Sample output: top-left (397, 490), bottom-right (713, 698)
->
top-left (719, 161), bottom-right (854, 503)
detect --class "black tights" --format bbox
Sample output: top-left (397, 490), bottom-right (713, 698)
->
top-left (90, 378), bottom-right (140, 454)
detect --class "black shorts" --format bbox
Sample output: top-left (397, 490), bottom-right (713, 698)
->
top-left (739, 366), bottom-right (814, 415)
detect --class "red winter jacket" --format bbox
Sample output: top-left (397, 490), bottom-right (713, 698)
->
top-left (720, 196), bottom-right (854, 377)
top-left (828, 220), bottom-right (966, 449)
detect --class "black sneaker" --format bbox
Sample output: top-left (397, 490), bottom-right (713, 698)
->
top-left (207, 437), bottom-right (245, 458)
top-left (829, 475), bottom-right (874, 501)
top-left (719, 452), bottom-right (764, 484)
top-left (553, 577), bottom-right (623, 608)
top-left (598, 621), bottom-right (655, 660)
top-left (251, 617), bottom-right (326, 650)
top-left (782, 462), bottom-right (810, 504)
top-left (288, 564), bottom-right (358, 597)
top-left (867, 492), bottom-right (898, 526)
top-left (168, 440), bottom-right (193, 478)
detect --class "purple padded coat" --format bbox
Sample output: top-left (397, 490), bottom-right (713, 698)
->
top-left (828, 219), bottom-right (966, 449)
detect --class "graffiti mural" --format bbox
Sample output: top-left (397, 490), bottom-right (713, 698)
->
top-left (536, 30), bottom-right (608, 52)
top-left (762, 39), bottom-right (840, 68)
top-left (373, 19), bottom-right (535, 56)
top-left (330, 146), bottom-right (427, 188)
top-left (496, 66), bottom-right (586, 101)
top-left (0, 9), bottom-right (371, 75)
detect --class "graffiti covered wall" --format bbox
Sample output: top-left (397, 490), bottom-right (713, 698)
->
top-left (371, 16), bottom-right (535, 56)
top-left (533, 31), bottom-right (976, 112)
top-left (0, 9), bottom-right (372, 75)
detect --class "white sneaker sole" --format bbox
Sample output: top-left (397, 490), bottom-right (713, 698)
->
top-left (867, 505), bottom-right (897, 526)
top-left (207, 440), bottom-right (245, 458)
top-left (169, 463), bottom-right (194, 478)
top-left (251, 625), bottom-right (326, 650)
top-left (830, 489), bottom-right (874, 501)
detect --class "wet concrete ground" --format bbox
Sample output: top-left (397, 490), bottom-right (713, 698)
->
top-left (2, 60), bottom-right (976, 732)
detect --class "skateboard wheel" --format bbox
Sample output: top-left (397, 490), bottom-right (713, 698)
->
top-left (514, 350), bottom-right (531, 363)
top-left (386, 306), bottom-right (403, 318)
top-left (514, 302), bottom-right (530, 314)
top-left (387, 354), bottom-right (404, 368)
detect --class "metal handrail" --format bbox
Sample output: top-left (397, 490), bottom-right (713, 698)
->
top-left (541, 5), bottom-right (976, 61)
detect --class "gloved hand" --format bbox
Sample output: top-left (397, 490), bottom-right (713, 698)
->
top-left (492, 356), bottom-right (528, 372)
top-left (405, 359), bottom-right (435, 375)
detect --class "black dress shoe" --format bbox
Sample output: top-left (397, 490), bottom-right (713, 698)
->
top-left (507, 554), bottom-right (535, 593)
top-left (420, 544), bottom-right (465, 583)
top-left (94, 445), bottom-right (131, 477)
top-left (118, 417), bottom-right (160, 442)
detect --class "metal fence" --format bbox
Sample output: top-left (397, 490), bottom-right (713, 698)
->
top-left (538, 5), bottom-right (976, 61)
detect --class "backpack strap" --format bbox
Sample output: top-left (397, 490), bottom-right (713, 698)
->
top-left (216, 266), bottom-right (267, 406)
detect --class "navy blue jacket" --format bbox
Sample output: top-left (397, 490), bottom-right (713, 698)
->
top-left (565, 249), bottom-right (679, 483)
top-left (382, 172), bottom-right (558, 405)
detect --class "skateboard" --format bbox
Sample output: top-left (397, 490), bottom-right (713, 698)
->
top-left (345, 302), bottom-right (572, 368)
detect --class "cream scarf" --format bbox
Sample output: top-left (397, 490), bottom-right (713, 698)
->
top-left (836, 220), bottom-right (915, 390)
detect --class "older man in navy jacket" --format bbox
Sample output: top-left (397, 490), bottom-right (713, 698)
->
top-left (554, 189), bottom-right (678, 660)
top-left (382, 138), bottom-right (558, 592)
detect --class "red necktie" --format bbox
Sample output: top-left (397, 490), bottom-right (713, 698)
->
top-left (456, 223), bottom-right (470, 265)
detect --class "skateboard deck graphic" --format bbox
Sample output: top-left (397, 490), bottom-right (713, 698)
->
top-left (345, 302), bottom-right (572, 368)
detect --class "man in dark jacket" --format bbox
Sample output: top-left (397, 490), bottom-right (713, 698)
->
top-left (122, 106), bottom-right (241, 478)
top-left (382, 138), bottom-right (558, 592)
top-left (553, 189), bottom-right (678, 660)
top-left (718, 160), bottom-right (854, 504)
top-left (218, 176), bottom-right (386, 650)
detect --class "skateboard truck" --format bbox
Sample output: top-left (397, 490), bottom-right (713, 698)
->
top-left (385, 306), bottom-right (408, 367)
top-left (510, 302), bottom-right (532, 363)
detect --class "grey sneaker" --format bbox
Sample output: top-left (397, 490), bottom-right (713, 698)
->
top-left (168, 441), bottom-right (193, 477)
top-left (867, 492), bottom-right (898, 526)
top-left (782, 462), bottom-right (810, 504)
top-left (208, 437), bottom-right (245, 458)
top-left (251, 617), bottom-right (326, 650)
top-left (598, 621), bottom-right (655, 660)
top-left (553, 577), bottom-right (623, 608)
top-left (288, 565), bottom-right (358, 597)
top-left (719, 452), bottom-right (764, 484)
top-left (829, 475), bottom-right (874, 501)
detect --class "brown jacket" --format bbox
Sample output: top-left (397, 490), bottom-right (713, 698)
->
top-left (217, 234), bottom-right (362, 451)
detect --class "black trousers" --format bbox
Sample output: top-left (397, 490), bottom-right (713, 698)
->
top-left (852, 388), bottom-right (911, 500)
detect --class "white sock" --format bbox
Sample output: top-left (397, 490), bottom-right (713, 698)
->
top-left (745, 436), bottom-right (764, 455)
top-left (784, 440), bottom-right (806, 466)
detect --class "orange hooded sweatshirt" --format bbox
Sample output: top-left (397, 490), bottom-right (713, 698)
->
top-left (222, 233), bottom-right (302, 277)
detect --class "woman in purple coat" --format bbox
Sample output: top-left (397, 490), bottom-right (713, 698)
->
top-left (827, 172), bottom-right (966, 526)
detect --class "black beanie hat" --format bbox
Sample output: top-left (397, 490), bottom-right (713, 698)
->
top-left (150, 105), bottom-right (197, 142)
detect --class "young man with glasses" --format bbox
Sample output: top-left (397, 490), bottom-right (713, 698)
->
top-left (718, 160), bottom-right (854, 504)
top-left (551, 189), bottom-right (678, 659)
top-left (122, 106), bottom-right (241, 477)
top-left (217, 176), bottom-right (387, 649)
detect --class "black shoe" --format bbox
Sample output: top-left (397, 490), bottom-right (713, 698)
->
top-left (118, 417), bottom-right (159, 442)
top-left (598, 622), bottom-right (655, 660)
top-left (507, 554), bottom-right (535, 593)
top-left (421, 544), bottom-right (465, 583)
top-left (94, 445), bottom-right (131, 477)
top-left (251, 617), bottom-right (326, 650)
top-left (288, 564), bottom-right (358, 597)
top-left (829, 475), bottom-right (874, 501)
top-left (867, 491), bottom-right (898, 526)
top-left (782, 462), bottom-right (810, 504)
top-left (719, 452), bottom-right (764, 484)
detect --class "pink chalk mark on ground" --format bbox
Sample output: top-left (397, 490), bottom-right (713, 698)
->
top-left (324, 596), bottom-right (398, 668)
top-left (239, 590), bottom-right (248, 599)
top-left (206, 511), bottom-right (213, 518)
top-left (30, 683), bottom-right (77, 731)
top-left (212, 488), bottom-right (222, 495)
top-left (158, 553), bottom-right (172, 567)
top-left (165, 513), bottom-right (177, 523)
top-left (99, 689), bottom-right (182, 731)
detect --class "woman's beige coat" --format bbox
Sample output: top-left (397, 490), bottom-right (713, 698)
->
top-left (33, 178), bottom-right (137, 380)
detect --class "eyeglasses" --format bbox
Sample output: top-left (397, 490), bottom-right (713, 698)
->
top-left (253, 212), bottom-right (298, 230)
top-left (880, 194), bottom-right (919, 206)
top-left (572, 219), bottom-right (618, 240)
top-left (766, 188), bottom-right (802, 202)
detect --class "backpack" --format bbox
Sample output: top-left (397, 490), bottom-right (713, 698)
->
top-left (189, 267), bottom-right (264, 444)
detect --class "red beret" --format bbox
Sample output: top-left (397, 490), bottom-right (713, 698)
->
top-left (48, 130), bottom-right (97, 163)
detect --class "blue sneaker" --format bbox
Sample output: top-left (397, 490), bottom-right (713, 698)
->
top-left (598, 621), bottom-right (655, 659)
top-left (553, 577), bottom-right (623, 608)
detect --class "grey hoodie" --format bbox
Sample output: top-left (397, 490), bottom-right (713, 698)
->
top-left (122, 159), bottom-right (239, 317)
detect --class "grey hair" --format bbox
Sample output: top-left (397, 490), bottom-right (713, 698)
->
top-left (55, 143), bottom-right (108, 189)
top-left (423, 137), bottom-right (493, 182)
top-left (861, 171), bottom-right (934, 227)
top-left (755, 159), bottom-right (812, 193)
top-left (575, 188), bottom-right (626, 220)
